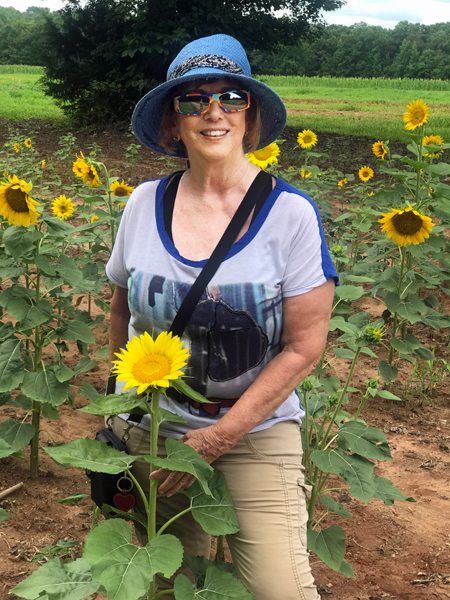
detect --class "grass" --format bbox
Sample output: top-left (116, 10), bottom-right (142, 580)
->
top-left (0, 64), bottom-right (45, 75)
top-left (259, 75), bottom-right (450, 92)
top-left (0, 72), bottom-right (67, 123)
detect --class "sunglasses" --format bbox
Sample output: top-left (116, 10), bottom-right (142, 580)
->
top-left (174, 90), bottom-right (251, 116)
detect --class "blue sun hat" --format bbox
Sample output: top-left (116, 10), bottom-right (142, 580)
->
top-left (131, 34), bottom-right (287, 158)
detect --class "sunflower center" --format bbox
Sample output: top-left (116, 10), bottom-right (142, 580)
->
top-left (304, 135), bottom-right (312, 144)
top-left (132, 354), bottom-right (172, 383)
top-left (392, 210), bottom-right (423, 235)
top-left (5, 186), bottom-right (29, 213)
top-left (254, 148), bottom-right (272, 160)
top-left (114, 187), bottom-right (128, 197)
top-left (88, 168), bottom-right (97, 181)
top-left (413, 110), bottom-right (424, 123)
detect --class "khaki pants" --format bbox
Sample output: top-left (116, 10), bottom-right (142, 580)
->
top-left (112, 416), bottom-right (320, 600)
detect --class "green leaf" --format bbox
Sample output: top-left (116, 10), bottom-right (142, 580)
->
top-left (389, 337), bottom-right (412, 356)
top-left (8, 298), bottom-right (53, 331)
top-left (174, 565), bottom-right (254, 600)
top-left (0, 508), bottom-right (10, 523)
top-left (0, 438), bottom-right (14, 459)
top-left (337, 421), bottom-right (392, 461)
top-left (11, 557), bottom-right (100, 600)
top-left (143, 438), bottom-right (213, 496)
top-left (171, 379), bottom-right (216, 404)
top-left (378, 360), bottom-right (398, 385)
top-left (21, 370), bottom-right (69, 406)
top-left (320, 495), bottom-right (352, 518)
top-left (311, 448), bottom-right (376, 502)
top-left (396, 302), bottom-right (423, 324)
top-left (335, 285), bottom-right (365, 302)
top-left (78, 381), bottom-right (102, 402)
top-left (53, 360), bottom-right (75, 383)
top-left (0, 419), bottom-right (35, 452)
top-left (403, 334), bottom-right (421, 351)
top-left (408, 295), bottom-right (428, 314)
top-left (57, 494), bottom-right (89, 504)
top-left (183, 471), bottom-right (239, 535)
top-left (79, 390), bottom-right (148, 416)
top-left (414, 346), bottom-right (436, 361)
top-left (157, 407), bottom-right (187, 426)
top-left (342, 275), bottom-right (374, 283)
top-left (373, 475), bottom-right (415, 506)
top-left (3, 226), bottom-right (36, 260)
top-left (9, 394), bottom-right (32, 409)
top-left (55, 255), bottom-right (82, 286)
top-left (307, 526), bottom-right (346, 571)
top-left (338, 559), bottom-right (355, 578)
top-left (301, 393), bottom-right (327, 418)
top-left (58, 320), bottom-right (95, 344)
top-left (423, 162), bottom-right (450, 177)
top-left (84, 520), bottom-right (183, 600)
top-left (384, 292), bottom-right (401, 314)
top-left (333, 348), bottom-right (356, 360)
top-left (94, 345), bottom-right (109, 358)
top-left (44, 437), bottom-right (138, 473)
top-left (328, 318), bottom-right (358, 335)
top-left (421, 310), bottom-right (450, 330)
top-left (35, 255), bottom-right (58, 276)
top-left (377, 390), bottom-right (403, 401)
top-left (0, 339), bottom-right (24, 393)
top-left (42, 403), bottom-right (60, 420)
top-left (184, 556), bottom-right (236, 589)
top-left (73, 356), bottom-right (97, 377)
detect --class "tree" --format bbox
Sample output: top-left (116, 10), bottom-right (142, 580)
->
top-left (40, 0), bottom-right (344, 122)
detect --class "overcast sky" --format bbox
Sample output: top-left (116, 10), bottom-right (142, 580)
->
top-left (1, 0), bottom-right (450, 29)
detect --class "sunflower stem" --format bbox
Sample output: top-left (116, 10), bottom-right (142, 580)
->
top-left (388, 246), bottom-right (407, 365)
top-left (148, 388), bottom-right (160, 600)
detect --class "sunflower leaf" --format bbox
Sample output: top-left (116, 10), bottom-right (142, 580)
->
top-left (0, 339), bottom-right (24, 393)
top-left (171, 379), bottom-right (217, 404)
top-left (79, 390), bottom-right (149, 415)
top-left (44, 437), bottom-right (138, 473)
top-left (21, 370), bottom-right (70, 406)
top-left (174, 566), bottom-right (254, 600)
top-left (142, 438), bottom-right (214, 496)
top-left (0, 419), bottom-right (35, 452)
top-left (57, 319), bottom-right (95, 344)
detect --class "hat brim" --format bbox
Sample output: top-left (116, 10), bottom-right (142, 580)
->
top-left (131, 68), bottom-right (287, 158)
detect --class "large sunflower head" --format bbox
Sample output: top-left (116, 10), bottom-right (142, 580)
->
top-left (52, 195), bottom-right (75, 221)
top-left (73, 152), bottom-right (90, 178)
top-left (297, 130), bottom-right (317, 149)
top-left (359, 166), bottom-right (374, 182)
top-left (372, 141), bottom-right (387, 160)
top-left (111, 180), bottom-right (134, 197)
top-left (403, 99), bottom-right (429, 131)
top-left (338, 178), bottom-right (347, 186)
top-left (379, 204), bottom-right (434, 246)
top-left (82, 165), bottom-right (102, 188)
top-left (14, 143), bottom-right (20, 153)
top-left (0, 174), bottom-right (40, 227)
top-left (246, 143), bottom-right (280, 170)
top-left (112, 331), bottom-right (190, 394)
top-left (423, 134), bottom-right (444, 158)
top-left (24, 138), bottom-right (32, 148)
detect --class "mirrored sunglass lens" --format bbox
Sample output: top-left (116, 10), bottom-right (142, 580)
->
top-left (178, 95), bottom-right (210, 114)
top-left (220, 91), bottom-right (248, 110)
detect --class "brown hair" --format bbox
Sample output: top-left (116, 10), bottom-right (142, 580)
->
top-left (158, 82), bottom-right (261, 156)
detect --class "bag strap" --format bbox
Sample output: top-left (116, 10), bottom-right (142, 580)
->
top-left (123, 169), bottom-right (273, 423)
top-left (169, 169), bottom-right (273, 337)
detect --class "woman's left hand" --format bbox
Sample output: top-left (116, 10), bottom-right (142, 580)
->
top-left (149, 425), bottom-right (233, 497)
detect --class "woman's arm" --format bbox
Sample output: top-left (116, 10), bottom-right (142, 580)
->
top-left (109, 285), bottom-right (131, 368)
top-left (154, 278), bottom-right (335, 496)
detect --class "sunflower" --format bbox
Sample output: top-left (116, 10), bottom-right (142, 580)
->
top-left (90, 215), bottom-right (99, 223)
top-left (73, 152), bottom-right (102, 187)
top-left (300, 168), bottom-right (312, 178)
top-left (73, 152), bottom-right (90, 178)
top-left (403, 99), bottom-right (429, 131)
top-left (246, 143), bottom-right (280, 170)
top-left (52, 195), bottom-right (75, 221)
top-left (83, 165), bottom-right (102, 188)
top-left (359, 166), bottom-right (374, 182)
top-left (41, 160), bottom-right (45, 168)
top-left (297, 130), bottom-right (317, 149)
top-left (14, 143), bottom-right (20, 153)
top-left (112, 331), bottom-right (190, 394)
top-left (423, 134), bottom-right (444, 158)
top-left (367, 191), bottom-right (374, 197)
top-left (117, 201), bottom-right (127, 209)
top-left (0, 174), bottom-right (40, 227)
top-left (338, 178), bottom-right (347, 186)
top-left (372, 141), bottom-right (387, 160)
top-left (111, 180), bottom-right (134, 197)
top-left (363, 325), bottom-right (383, 344)
top-left (379, 205), bottom-right (434, 246)
top-left (24, 138), bottom-right (32, 148)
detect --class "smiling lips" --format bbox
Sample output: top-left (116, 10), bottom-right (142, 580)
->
top-left (201, 130), bottom-right (228, 137)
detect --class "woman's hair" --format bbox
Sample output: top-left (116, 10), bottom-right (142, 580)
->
top-left (158, 79), bottom-right (261, 156)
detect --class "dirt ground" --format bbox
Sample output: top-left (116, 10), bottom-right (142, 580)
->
top-left (1, 122), bottom-right (450, 600)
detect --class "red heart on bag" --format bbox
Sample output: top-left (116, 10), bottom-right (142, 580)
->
top-left (113, 493), bottom-right (135, 512)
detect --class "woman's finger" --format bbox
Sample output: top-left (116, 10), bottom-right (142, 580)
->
top-left (164, 473), bottom-right (196, 497)
top-left (158, 471), bottom-right (186, 494)
top-left (149, 468), bottom-right (169, 480)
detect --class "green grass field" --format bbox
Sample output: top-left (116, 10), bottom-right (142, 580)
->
top-left (1, 67), bottom-right (449, 142)
top-left (0, 70), bottom-right (67, 123)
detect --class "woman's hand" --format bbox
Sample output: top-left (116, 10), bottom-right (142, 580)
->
top-left (149, 425), bottom-right (234, 497)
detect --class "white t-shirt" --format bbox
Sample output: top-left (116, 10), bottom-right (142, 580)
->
top-left (106, 173), bottom-right (337, 439)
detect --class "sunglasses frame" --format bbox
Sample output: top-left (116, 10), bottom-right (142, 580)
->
top-left (174, 90), bottom-right (251, 116)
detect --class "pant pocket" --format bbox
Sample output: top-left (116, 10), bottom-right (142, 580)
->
top-left (298, 478), bottom-right (312, 548)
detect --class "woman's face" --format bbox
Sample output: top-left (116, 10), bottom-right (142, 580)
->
top-left (172, 78), bottom-right (248, 164)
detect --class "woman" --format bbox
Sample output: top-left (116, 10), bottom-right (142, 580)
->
top-left (107, 34), bottom-right (337, 600)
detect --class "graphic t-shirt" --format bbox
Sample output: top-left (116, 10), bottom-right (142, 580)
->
top-left (106, 174), bottom-right (338, 438)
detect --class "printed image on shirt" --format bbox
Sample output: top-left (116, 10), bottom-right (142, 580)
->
top-left (128, 270), bottom-right (283, 398)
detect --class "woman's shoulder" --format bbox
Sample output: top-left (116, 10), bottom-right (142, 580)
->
top-left (272, 177), bottom-right (320, 220)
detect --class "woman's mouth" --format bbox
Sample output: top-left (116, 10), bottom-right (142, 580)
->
top-left (201, 130), bottom-right (228, 137)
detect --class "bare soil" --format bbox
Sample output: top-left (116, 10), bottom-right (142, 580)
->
top-left (1, 122), bottom-right (450, 600)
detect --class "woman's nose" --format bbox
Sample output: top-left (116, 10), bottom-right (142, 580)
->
top-left (205, 99), bottom-right (222, 119)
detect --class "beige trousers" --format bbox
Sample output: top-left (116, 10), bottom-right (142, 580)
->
top-left (112, 416), bottom-right (320, 600)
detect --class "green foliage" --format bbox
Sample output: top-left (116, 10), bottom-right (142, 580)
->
top-left (174, 566), bottom-right (254, 600)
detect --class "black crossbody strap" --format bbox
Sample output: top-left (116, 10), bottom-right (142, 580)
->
top-left (169, 170), bottom-right (272, 338)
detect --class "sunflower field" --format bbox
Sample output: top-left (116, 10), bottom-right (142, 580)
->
top-left (0, 97), bottom-right (450, 600)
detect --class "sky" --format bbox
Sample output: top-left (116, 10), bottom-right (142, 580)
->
top-left (1, 0), bottom-right (450, 29)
